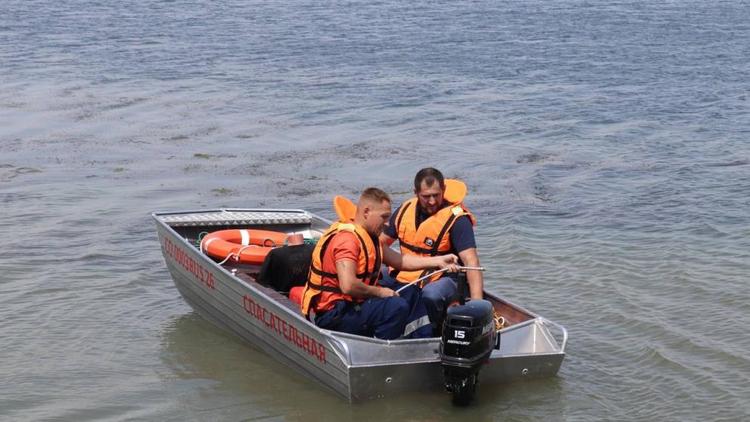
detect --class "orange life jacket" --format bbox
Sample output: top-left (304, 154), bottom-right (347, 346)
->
top-left (301, 222), bottom-right (382, 316)
top-left (391, 197), bottom-right (475, 284)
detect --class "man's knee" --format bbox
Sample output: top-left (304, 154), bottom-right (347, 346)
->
top-left (421, 288), bottom-right (439, 302)
top-left (422, 286), bottom-right (447, 305)
top-left (423, 278), bottom-right (456, 301)
top-left (370, 297), bottom-right (410, 340)
top-left (385, 296), bottom-right (409, 317)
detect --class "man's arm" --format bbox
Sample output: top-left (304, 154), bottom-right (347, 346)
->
top-left (335, 259), bottom-right (395, 298)
top-left (379, 231), bottom-right (396, 247)
top-left (379, 206), bottom-right (400, 246)
top-left (457, 247), bottom-right (483, 299)
top-left (451, 216), bottom-right (483, 299)
top-left (382, 246), bottom-right (458, 272)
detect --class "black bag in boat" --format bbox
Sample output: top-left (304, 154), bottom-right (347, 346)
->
top-left (257, 244), bottom-right (315, 293)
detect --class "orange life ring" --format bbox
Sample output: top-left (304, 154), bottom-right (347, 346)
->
top-left (200, 229), bottom-right (288, 265)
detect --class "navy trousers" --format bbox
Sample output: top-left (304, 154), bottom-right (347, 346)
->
top-left (420, 276), bottom-right (459, 332)
top-left (314, 296), bottom-right (410, 340)
top-left (378, 272), bottom-right (433, 338)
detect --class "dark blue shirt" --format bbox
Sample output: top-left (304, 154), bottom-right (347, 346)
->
top-left (385, 202), bottom-right (476, 255)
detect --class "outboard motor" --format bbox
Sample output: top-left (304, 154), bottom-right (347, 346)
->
top-left (439, 273), bottom-right (498, 405)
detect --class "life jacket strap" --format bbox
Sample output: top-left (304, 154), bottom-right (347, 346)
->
top-left (310, 265), bottom-right (374, 280)
top-left (304, 282), bottom-right (343, 294)
top-left (398, 241), bottom-right (434, 255)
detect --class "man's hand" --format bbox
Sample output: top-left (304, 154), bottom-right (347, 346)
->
top-left (434, 254), bottom-right (459, 273)
top-left (376, 287), bottom-right (398, 298)
top-left (338, 260), bottom-right (399, 299)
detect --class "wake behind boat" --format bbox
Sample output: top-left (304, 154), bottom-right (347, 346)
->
top-left (153, 208), bottom-right (567, 403)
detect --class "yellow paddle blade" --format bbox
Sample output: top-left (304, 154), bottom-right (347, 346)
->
top-left (333, 195), bottom-right (356, 222)
top-left (444, 179), bottom-right (467, 203)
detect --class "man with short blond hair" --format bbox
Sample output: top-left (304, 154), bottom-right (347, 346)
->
top-left (301, 187), bottom-right (458, 339)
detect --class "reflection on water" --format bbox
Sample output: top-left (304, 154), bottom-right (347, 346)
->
top-left (159, 313), bottom-right (567, 421)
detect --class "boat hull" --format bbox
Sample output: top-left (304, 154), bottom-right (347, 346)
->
top-left (154, 209), bottom-right (566, 402)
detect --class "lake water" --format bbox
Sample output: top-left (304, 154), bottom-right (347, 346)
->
top-left (1, 0), bottom-right (749, 420)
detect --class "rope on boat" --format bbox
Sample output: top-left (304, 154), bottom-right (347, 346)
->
top-left (494, 312), bottom-right (506, 331)
top-left (216, 244), bottom-right (258, 265)
top-left (196, 231), bottom-right (209, 249)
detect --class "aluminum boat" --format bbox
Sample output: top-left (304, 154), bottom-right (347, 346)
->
top-left (153, 208), bottom-right (567, 402)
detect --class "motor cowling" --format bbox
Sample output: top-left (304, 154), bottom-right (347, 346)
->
top-left (440, 299), bottom-right (498, 405)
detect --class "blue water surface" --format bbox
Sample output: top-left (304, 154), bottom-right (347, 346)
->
top-left (1, 1), bottom-right (749, 420)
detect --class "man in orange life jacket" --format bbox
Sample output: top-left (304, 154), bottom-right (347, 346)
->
top-left (301, 187), bottom-right (459, 340)
top-left (380, 168), bottom-right (484, 332)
